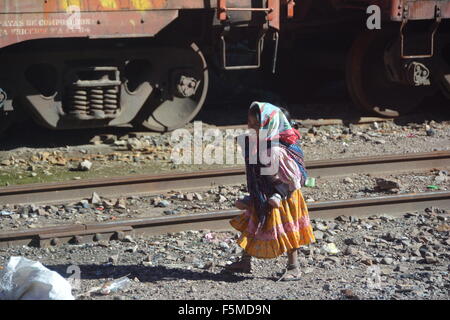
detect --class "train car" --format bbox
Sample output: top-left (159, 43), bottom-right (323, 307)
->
top-left (0, 1), bottom-right (449, 136)
top-left (327, 0), bottom-right (450, 117)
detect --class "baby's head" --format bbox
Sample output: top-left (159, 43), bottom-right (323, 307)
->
top-left (279, 106), bottom-right (299, 130)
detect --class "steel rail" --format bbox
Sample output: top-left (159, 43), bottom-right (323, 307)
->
top-left (0, 151), bottom-right (449, 206)
top-left (0, 191), bottom-right (449, 248)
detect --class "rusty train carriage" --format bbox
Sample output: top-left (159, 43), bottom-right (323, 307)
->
top-left (0, 1), bottom-right (449, 134)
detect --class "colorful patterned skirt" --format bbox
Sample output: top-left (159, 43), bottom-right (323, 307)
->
top-left (230, 189), bottom-right (315, 259)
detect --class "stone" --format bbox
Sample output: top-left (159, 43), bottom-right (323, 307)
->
top-left (219, 242), bottom-right (230, 250)
top-left (361, 258), bottom-right (373, 266)
top-left (426, 128), bottom-right (436, 137)
top-left (78, 160), bottom-right (92, 171)
top-left (335, 215), bottom-right (349, 222)
top-left (97, 240), bottom-right (110, 248)
top-left (341, 289), bottom-right (359, 300)
top-left (315, 223), bottom-right (328, 231)
top-left (157, 200), bottom-right (171, 208)
top-left (127, 138), bottom-right (144, 151)
top-left (381, 257), bottom-right (394, 265)
top-left (394, 265), bottom-right (408, 272)
top-left (435, 224), bottom-right (450, 232)
top-left (375, 178), bottom-right (401, 192)
top-left (109, 255), bottom-right (119, 264)
top-left (164, 210), bottom-right (178, 215)
top-left (344, 246), bottom-right (358, 256)
top-left (303, 267), bottom-right (314, 274)
top-left (122, 235), bottom-right (135, 243)
top-left (184, 193), bottom-right (195, 201)
top-left (322, 243), bottom-right (340, 255)
top-left (29, 204), bottom-right (38, 213)
top-left (113, 140), bottom-right (127, 146)
top-left (372, 122), bottom-right (380, 130)
top-left (194, 193), bottom-right (203, 201)
top-left (382, 232), bottom-right (398, 242)
top-left (176, 240), bottom-right (185, 247)
top-left (314, 231), bottom-right (324, 241)
top-left (102, 134), bottom-right (118, 144)
top-left (125, 245), bottom-right (138, 253)
top-left (325, 257), bottom-right (340, 264)
top-left (434, 175), bottom-right (447, 184)
top-left (217, 195), bottom-right (227, 203)
top-left (343, 177), bottom-right (353, 184)
top-left (115, 198), bottom-right (127, 209)
top-left (308, 127), bottom-right (318, 135)
top-left (424, 257), bottom-right (439, 264)
top-left (37, 208), bottom-right (49, 217)
top-left (344, 238), bottom-right (361, 246)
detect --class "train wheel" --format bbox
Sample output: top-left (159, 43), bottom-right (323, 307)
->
top-left (435, 39), bottom-right (450, 100)
top-left (346, 30), bottom-right (437, 117)
top-left (137, 43), bottom-right (209, 132)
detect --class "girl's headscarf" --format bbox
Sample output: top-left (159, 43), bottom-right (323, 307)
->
top-left (252, 102), bottom-right (299, 146)
top-left (244, 102), bottom-right (308, 232)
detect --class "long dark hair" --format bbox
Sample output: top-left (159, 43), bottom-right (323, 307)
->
top-left (248, 103), bottom-right (261, 124)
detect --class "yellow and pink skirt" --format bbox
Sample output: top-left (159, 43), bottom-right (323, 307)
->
top-left (230, 189), bottom-right (316, 259)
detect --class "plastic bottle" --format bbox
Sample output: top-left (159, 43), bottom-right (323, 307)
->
top-left (100, 276), bottom-right (131, 295)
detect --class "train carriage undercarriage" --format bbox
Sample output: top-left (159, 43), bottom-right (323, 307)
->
top-left (0, 0), bottom-right (449, 135)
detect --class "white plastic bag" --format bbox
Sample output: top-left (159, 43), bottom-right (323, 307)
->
top-left (0, 257), bottom-right (74, 300)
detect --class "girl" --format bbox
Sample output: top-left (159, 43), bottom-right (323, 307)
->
top-left (227, 102), bottom-right (315, 281)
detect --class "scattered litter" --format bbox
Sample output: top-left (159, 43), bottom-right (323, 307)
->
top-left (0, 210), bottom-right (14, 216)
top-left (426, 185), bottom-right (440, 190)
top-left (305, 177), bottom-right (316, 188)
top-left (204, 233), bottom-right (215, 241)
top-left (100, 276), bottom-right (131, 295)
top-left (91, 192), bottom-right (102, 205)
top-left (0, 257), bottom-right (74, 300)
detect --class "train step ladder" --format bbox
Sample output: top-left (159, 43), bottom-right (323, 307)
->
top-left (400, 2), bottom-right (442, 59)
top-left (217, 0), bottom-right (280, 72)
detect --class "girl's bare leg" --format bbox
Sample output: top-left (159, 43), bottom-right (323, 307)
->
top-left (287, 249), bottom-right (298, 266)
top-left (277, 249), bottom-right (301, 281)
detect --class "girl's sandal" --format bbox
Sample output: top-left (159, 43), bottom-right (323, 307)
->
top-left (223, 259), bottom-right (252, 274)
top-left (276, 264), bottom-right (301, 282)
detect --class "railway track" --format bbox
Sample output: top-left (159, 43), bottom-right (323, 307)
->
top-left (1, 150), bottom-right (449, 206)
top-left (1, 190), bottom-right (449, 249)
top-left (0, 150), bottom-right (449, 248)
